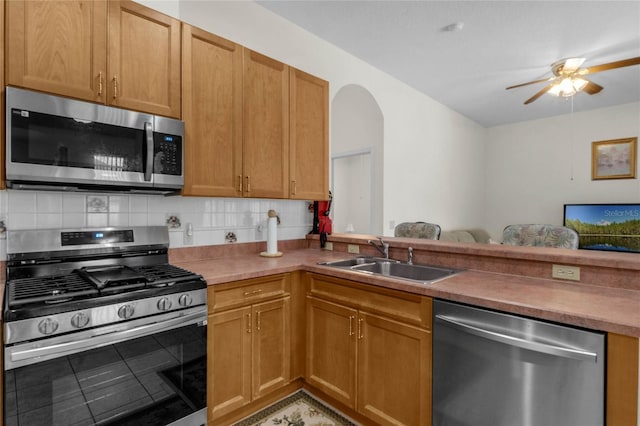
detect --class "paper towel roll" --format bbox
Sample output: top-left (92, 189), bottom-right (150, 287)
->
top-left (260, 210), bottom-right (282, 257)
top-left (267, 214), bottom-right (278, 254)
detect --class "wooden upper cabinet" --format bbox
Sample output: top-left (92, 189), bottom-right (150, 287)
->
top-left (1, 0), bottom-right (5, 191)
top-left (243, 49), bottom-right (290, 199)
top-left (6, 0), bottom-right (108, 102)
top-left (6, 0), bottom-right (181, 118)
top-left (290, 68), bottom-right (329, 200)
top-left (182, 24), bottom-right (243, 197)
top-left (108, 0), bottom-right (181, 118)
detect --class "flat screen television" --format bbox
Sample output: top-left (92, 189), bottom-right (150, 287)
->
top-left (563, 204), bottom-right (640, 253)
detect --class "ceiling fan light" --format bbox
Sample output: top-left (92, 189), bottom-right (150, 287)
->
top-left (559, 78), bottom-right (577, 96)
top-left (548, 84), bottom-right (561, 96)
top-left (573, 77), bottom-right (588, 91)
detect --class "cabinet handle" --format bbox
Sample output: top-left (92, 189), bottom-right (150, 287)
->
top-left (246, 176), bottom-right (251, 192)
top-left (237, 175), bottom-right (242, 192)
top-left (256, 311), bottom-right (261, 331)
top-left (243, 289), bottom-right (262, 296)
top-left (291, 180), bottom-right (296, 196)
top-left (112, 75), bottom-right (118, 99)
top-left (98, 72), bottom-right (104, 96)
top-left (246, 313), bottom-right (252, 333)
top-left (358, 318), bottom-right (364, 340)
top-left (349, 315), bottom-right (355, 336)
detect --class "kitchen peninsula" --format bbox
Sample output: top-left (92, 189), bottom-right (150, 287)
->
top-left (169, 234), bottom-right (640, 426)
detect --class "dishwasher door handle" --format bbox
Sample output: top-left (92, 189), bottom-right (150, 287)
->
top-left (435, 314), bottom-right (598, 363)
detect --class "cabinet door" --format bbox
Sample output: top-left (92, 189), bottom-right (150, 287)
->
top-left (208, 306), bottom-right (252, 420)
top-left (1, 0), bottom-right (4, 191)
top-left (252, 297), bottom-right (291, 398)
top-left (357, 311), bottom-right (431, 426)
top-left (108, 0), bottom-right (181, 118)
top-left (289, 68), bottom-right (329, 200)
top-left (6, 0), bottom-right (107, 102)
top-left (182, 25), bottom-right (243, 197)
top-left (243, 49), bottom-right (290, 198)
top-left (306, 296), bottom-right (357, 408)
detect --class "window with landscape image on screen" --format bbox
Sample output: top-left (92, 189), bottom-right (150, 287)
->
top-left (564, 204), bottom-right (640, 253)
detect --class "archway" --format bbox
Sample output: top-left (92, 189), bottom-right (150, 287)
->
top-left (331, 85), bottom-right (384, 235)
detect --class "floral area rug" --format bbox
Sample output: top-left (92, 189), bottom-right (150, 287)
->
top-left (233, 390), bottom-right (359, 426)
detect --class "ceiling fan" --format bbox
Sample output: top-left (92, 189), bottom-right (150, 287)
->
top-left (506, 56), bottom-right (640, 105)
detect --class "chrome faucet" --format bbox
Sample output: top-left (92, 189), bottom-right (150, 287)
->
top-left (368, 237), bottom-right (389, 259)
top-left (408, 246), bottom-right (413, 265)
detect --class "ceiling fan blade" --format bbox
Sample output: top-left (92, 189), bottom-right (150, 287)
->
top-left (583, 81), bottom-right (603, 95)
top-left (506, 77), bottom-right (555, 90)
top-left (524, 83), bottom-right (555, 104)
top-left (582, 56), bottom-right (640, 74)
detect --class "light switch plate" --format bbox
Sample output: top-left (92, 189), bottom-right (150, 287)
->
top-left (552, 264), bottom-right (580, 281)
top-left (347, 244), bottom-right (360, 254)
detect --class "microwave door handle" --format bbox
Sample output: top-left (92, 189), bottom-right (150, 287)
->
top-left (144, 121), bottom-right (153, 182)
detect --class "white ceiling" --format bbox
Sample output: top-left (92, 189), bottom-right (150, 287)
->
top-left (256, 1), bottom-right (640, 127)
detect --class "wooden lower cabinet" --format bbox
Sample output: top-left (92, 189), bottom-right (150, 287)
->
top-left (306, 274), bottom-right (432, 426)
top-left (306, 297), bottom-right (357, 407)
top-left (207, 275), bottom-right (291, 423)
top-left (358, 311), bottom-right (430, 425)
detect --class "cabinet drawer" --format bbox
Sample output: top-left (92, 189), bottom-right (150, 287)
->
top-left (307, 273), bottom-right (432, 329)
top-left (209, 274), bottom-right (291, 313)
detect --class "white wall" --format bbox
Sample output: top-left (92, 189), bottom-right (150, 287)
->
top-left (165, 0), bottom-right (488, 237)
top-left (485, 102), bottom-right (640, 240)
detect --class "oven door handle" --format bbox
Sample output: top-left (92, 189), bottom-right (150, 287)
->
top-left (8, 309), bottom-right (206, 366)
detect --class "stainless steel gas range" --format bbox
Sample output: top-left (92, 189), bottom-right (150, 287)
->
top-left (3, 226), bottom-right (207, 426)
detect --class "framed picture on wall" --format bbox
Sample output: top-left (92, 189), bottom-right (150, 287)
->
top-left (591, 137), bottom-right (637, 180)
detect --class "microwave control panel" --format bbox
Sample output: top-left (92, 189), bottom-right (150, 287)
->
top-left (153, 133), bottom-right (182, 175)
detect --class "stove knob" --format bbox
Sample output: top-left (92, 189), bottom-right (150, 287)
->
top-left (71, 312), bottom-right (90, 329)
top-left (157, 297), bottom-right (172, 311)
top-left (38, 318), bottom-right (59, 335)
top-left (118, 304), bottom-right (135, 319)
top-left (178, 294), bottom-right (192, 307)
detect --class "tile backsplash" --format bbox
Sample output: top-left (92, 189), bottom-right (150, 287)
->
top-left (0, 190), bottom-right (314, 260)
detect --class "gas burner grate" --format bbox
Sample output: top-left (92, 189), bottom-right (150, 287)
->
top-left (8, 273), bottom-right (98, 307)
top-left (135, 264), bottom-right (202, 285)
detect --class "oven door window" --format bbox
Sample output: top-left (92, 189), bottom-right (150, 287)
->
top-left (3, 323), bottom-right (206, 426)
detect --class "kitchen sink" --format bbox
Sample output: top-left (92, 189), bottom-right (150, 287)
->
top-left (318, 257), bottom-right (462, 284)
top-left (318, 256), bottom-right (394, 268)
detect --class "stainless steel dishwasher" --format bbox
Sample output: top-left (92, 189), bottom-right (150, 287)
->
top-left (433, 299), bottom-right (605, 426)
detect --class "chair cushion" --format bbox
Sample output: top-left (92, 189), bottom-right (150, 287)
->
top-left (394, 222), bottom-right (441, 240)
top-left (502, 224), bottom-right (579, 249)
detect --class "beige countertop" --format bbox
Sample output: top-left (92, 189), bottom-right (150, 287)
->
top-left (175, 247), bottom-right (640, 338)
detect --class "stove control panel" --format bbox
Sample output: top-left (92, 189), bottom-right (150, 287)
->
top-left (4, 289), bottom-right (207, 345)
top-left (61, 229), bottom-right (134, 246)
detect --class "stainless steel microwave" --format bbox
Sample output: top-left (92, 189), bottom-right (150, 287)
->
top-left (5, 86), bottom-right (184, 194)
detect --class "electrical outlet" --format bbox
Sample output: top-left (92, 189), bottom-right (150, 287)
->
top-left (347, 244), bottom-right (360, 254)
top-left (183, 223), bottom-right (193, 245)
top-left (552, 264), bottom-right (580, 281)
top-left (324, 242), bottom-right (333, 251)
